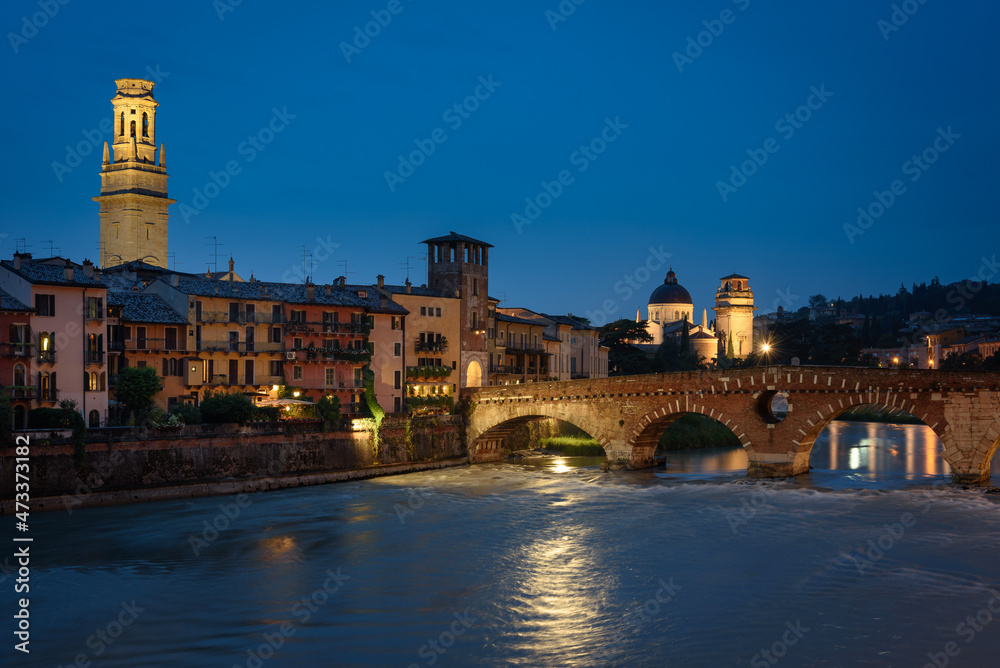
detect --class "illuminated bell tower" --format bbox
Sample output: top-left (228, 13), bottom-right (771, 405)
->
top-left (713, 273), bottom-right (755, 358)
top-left (93, 78), bottom-right (174, 268)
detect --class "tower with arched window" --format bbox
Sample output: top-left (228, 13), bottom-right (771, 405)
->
top-left (713, 273), bottom-right (756, 358)
top-left (94, 78), bottom-right (174, 269)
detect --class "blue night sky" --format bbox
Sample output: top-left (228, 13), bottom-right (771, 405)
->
top-left (1, 0), bottom-right (998, 323)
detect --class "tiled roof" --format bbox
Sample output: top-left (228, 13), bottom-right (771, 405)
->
top-left (720, 273), bottom-right (749, 280)
top-left (542, 314), bottom-right (596, 331)
top-left (1, 257), bottom-right (105, 287)
top-left (380, 284), bottom-right (453, 299)
top-left (496, 312), bottom-right (542, 326)
top-left (0, 287), bottom-right (31, 312)
top-left (421, 231), bottom-right (494, 248)
top-left (159, 277), bottom-right (407, 314)
top-left (107, 291), bottom-right (188, 324)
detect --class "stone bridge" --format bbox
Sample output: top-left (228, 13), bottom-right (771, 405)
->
top-left (465, 366), bottom-right (1000, 483)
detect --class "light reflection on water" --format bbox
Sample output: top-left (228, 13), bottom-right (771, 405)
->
top-left (16, 421), bottom-right (1000, 667)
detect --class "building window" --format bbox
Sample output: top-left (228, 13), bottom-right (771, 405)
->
top-left (420, 307), bottom-right (427, 316)
top-left (89, 410), bottom-right (100, 428)
top-left (473, 278), bottom-right (478, 296)
top-left (245, 359), bottom-right (254, 385)
top-left (293, 366), bottom-right (303, 380)
top-left (391, 316), bottom-right (401, 330)
top-left (325, 368), bottom-right (336, 387)
top-left (394, 370), bottom-right (401, 390)
top-left (394, 342), bottom-right (401, 357)
top-left (130, 120), bottom-right (136, 137)
top-left (367, 315), bottom-right (374, 329)
top-left (142, 112), bottom-right (149, 137)
top-left (164, 327), bottom-right (177, 350)
top-left (293, 337), bottom-right (303, 350)
top-left (13, 363), bottom-right (25, 387)
top-left (472, 311), bottom-right (478, 330)
top-left (229, 302), bottom-right (240, 323)
top-left (87, 297), bottom-right (104, 320)
top-left (269, 361), bottom-right (282, 377)
top-left (120, 112), bottom-right (125, 136)
top-left (228, 331), bottom-right (239, 351)
top-left (35, 294), bottom-right (55, 316)
top-left (436, 308), bottom-right (441, 317)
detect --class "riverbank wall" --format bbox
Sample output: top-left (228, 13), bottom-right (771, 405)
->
top-left (1, 415), bottom-right (467, 513)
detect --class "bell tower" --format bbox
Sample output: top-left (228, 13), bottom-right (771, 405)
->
top-left (713, 273), bottom-right (756, 358)
top-left (93, 78), bottom-right (174, 268)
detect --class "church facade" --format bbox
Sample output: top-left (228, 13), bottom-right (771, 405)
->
top-left (643, 269), bottom-right (756, 361)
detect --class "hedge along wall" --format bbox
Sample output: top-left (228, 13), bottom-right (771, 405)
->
top-left (0, 416), bottom-right (466, 504)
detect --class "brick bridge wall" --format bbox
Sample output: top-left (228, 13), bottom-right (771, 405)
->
top-left (467, 366), bottom-right (1000, 483)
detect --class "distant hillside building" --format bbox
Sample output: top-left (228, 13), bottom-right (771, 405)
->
top-left (714, 273), bottom-right (756, 358)
top-left (94, 78), bottom-right (174, 268)
top-left (644, 269), bottom-right (719, 363)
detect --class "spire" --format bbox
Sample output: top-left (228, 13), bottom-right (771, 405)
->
top-left (159, 143), bottom-right (165, 167)
top-left (702, 308), bottom-right (708, 328)
top-left (636, 308), bottom-right (641, 323)
top-left (228, 256), bottom-right (234, 273)
top-left (102, 141), bottom-right (109, 165)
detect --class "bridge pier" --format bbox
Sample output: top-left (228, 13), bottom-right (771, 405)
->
top-left (746, 451), bottom-right (811, 479)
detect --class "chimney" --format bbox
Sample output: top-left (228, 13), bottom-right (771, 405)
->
top-left (171, 274), bottom-right (179, 287)
top-left (306, 283), bottom-right (315, 301)
top-left (82, 259), bottom-right (94, 278)
top-left (377, 274), bottom-right (385, 288)
top-left (228, 256), bottom-right (234, 273)
top-left (325, 284), bottom-right (332, 296)
top-left (13, 254), bottom-right (20, 271)
top-left (64, 260), bottom-right (74, 282)
top-left (335, 276), bottom-right (346, 287)
top-left (405, 278), bottom-right (411, 294)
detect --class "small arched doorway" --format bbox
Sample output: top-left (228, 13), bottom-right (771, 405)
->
top-left (89, 410), bottom-right (101, 428)
top-left (466, 360), bottom-right (482, 388)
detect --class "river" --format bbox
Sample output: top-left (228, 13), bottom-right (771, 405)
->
top-left (8, 421), bottom-right (1000, 667)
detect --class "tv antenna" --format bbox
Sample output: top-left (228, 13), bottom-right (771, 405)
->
top-left (337, 260), bottom-right (356, 284)
top-left (297, 245), bottom-right (316, 283)
top-left (205, 236), bottom-right (223, 273)
top-left (14, 238), bottom-right (30, 253)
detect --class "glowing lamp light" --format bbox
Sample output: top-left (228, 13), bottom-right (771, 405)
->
top-left (761, 343), bottom-right (771, 354)
top-left (293, 391), bottom-right (301, 397)
top-left (272, 384), bottom-right (279, 391)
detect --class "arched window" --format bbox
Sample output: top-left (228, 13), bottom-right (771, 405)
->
top-left (89, 410), bottom-right (100, 428)
top-left (89, 371), bottom-right (98, 391)
top-left (130, 120), bottom-right (136, 138)
top-left (120, 112), bottom-right (125, 136)
top-left (13, 363), bottom-right (25, 386)
top-left (142, 112), bottom-right (149, 137)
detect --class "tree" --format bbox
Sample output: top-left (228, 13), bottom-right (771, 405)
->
top-left (200, 389), bottom-right (256, 424)
top-left (115, 366), bottom-right (161, 415)
top-left (679, 318), bottom-right (690, 352)
top-left (808, 294), bottom-right (829, 308)
top-left (316, 394), bottom-right (342, 428)
top-left (940, 352), bottom-right (983, 371)
top-left (726, 335), bottom-right (735, 359)
top-left (599, 319), bottom-right (652, 347)
top-left (0, 393), bottom-right (12, 442)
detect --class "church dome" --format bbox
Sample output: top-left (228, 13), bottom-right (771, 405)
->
top-left (648, 269), bottom-right (693, 305)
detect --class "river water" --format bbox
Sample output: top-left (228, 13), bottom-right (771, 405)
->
top-left (9, 422), bottom-right (1000, 667)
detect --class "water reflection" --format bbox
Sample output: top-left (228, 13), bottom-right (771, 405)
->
top-left (814, 421), bottom-right (951, 478)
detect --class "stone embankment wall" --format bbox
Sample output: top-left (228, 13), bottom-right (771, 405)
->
top-left (1, 416), bottom-right (466, 512)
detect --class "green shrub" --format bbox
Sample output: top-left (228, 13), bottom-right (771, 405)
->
top-left (170, 403), bottom-right (202, 425)
top-left (657, 413), bottom-right (741, 451)
top-left (316, 395), bottom-right (342, 428)
top-left (200, 389), bottom-right (256, 425)
top-left (538, 436), bottom-right (605, 456)
top-left (254, 406), bottom-right (281, 422)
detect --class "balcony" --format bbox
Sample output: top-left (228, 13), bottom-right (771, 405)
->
top-left (38, 349), bottom-right (56, 364)
top-left (415, 337), bottom-right (448, 354)
top-left (504, 345), bottom-right (546, 356)
top-left (0, 342), bottom-right (34, 357)
top-left (199, 311), bottom-right (285, 324)
top-left (319, 348), bottom-right (371, 363)
top-left (37, 388), bottom-right (58, 402)
top-left (200, 341), bottom-right (283, 353)
top-left (6, 386), bottom-right (37, 400)
top-left (85, 351), bottom-right (105, 365)
top-left (406, 365), bottom-right (452, 380)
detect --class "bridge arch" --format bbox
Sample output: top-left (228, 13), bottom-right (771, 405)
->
top-left (467, 402), bottom-right (611, 463)
top-left (629, 406), bottom-right (750, 465)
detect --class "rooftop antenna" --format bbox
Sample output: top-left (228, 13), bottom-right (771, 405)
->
top-left (168, 252), bottom-right (182, 271)
top-left (14, 238), bottom-right (30, 253)
top-left (205, 236), bottom-right (223, 273)
top-left (41, 240), bottom-right (56, 257)
top-left (337, 260), bottom-right (356, 284)
top-left (297, 244), bottom-right (316, 284)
